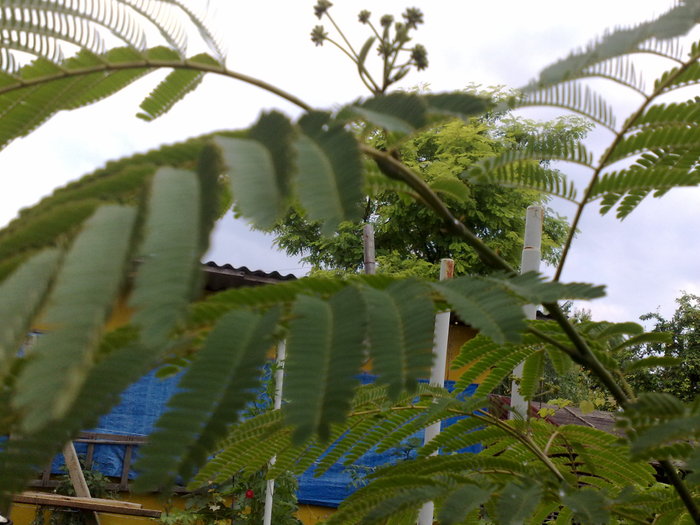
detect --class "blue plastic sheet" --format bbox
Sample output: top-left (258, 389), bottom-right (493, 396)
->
top-left (48, 370), bottom-right (479, 507)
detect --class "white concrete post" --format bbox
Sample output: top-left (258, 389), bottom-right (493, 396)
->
top-left (510, 206), bottom-right (543, 420)
top-left (417, 259), bottom-right (454, 525)
top-left (263, 340), bottom-right (286, 525)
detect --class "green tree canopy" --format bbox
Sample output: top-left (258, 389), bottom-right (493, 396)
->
top-left (627, 292), bottom-right (700, 402)
top-left (269, 113), bottom-right (588, 278)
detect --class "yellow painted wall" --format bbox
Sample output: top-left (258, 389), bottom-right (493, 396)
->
top-left (10, 492), bottom-right (335, 525)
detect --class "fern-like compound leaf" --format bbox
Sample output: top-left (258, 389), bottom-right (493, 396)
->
top-left (215, 112), bottom-right (296, 229)
top-left (605, 125), bottom-right (700, 164)
top-left (133, 308), bottom-right (280, 490)
top-left (296, 111), bottom-right (364, 234)
top-left (528, 2), bottom-right (699, 88)
top-left (284, 287), bottom-right (368, 442)
top-left (129, 167), bottom-right (202, 348)
top-left (351, 93), bottom-right (428, 134)
top-left (487, 271), bottom-right (606, 304)
top-left (468, 162), bottom-right (579, 203)
top-left (437, 484), bottom-right (493, 525)
top-left (433, 276), bottom-right (528, 344)
top-left (423, 93), bottom-right (491, 120)
top-left (468, 136), bottom-right (595, 180)
top-left (13, 205), bottom-right (137, 432)
top-left (137, 53), bottom-right (221, 121)
top-left (522, 82), bottom-right (617, 131)
top-left (0, 248), bottom-right (61, 378)
top-left (628, 98), bottom-right (700, 130)
top-left (495, 483), bottom-right (542, 525)
top-left (358, 279), bottom-right (435, 398)
top-left (349, 92), bottom-right (490, 135)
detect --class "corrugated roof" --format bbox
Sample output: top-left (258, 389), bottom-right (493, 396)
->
top-left (202, 261), bottom-right (297, 291)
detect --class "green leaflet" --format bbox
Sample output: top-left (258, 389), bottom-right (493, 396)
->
top-left (428, 177), bottom-right (470, 202)
top-left (657, 60), bottom-right (700, 93)
top-left (433, 276), bottom-right (527, 344)
top-left (437, 483), bottom-right (491, 525)
top-left (129, 168), bottom-right (202, 348)
top-left (621, 393), bottom-right (700, 461)
top-left (215, 112), bottom-right (296, 229)
top-left (468, 161), bottom-right (579, 203)
top-left (451, 334), bottom-right (538, 393)
top-left (522, 82), bottom-right (616, 131)
top-left (133, 308), bottom-right (279, 490)
top-left (487, 271), bottom-right (606, 304)
top-left (418, 415), bottom-right (502, 457)
top-left (13, 205), bottom-right (137, 433)
top-left (469, 136), bottom-right (595, 178)
top-left (330, 476), bottom-right (446, 525)
top-left (561, 488), bottom-right (611, 525)
top-left (495, 483), bottom-right (542, 525)
top-left (629, 98), bottom-right (700, 130)
top-left (606, 125), bottom-right (700, 164)
top-left (529, 1), bottom-right (699, 88)
top-left (357, 279), bottom-right (434, 398)
top-left (284, 287), bottom-right (367, 442)
top-left (593, 165), bottom-right (700, 218)
top-left (624, 355), bottom-right (680, 372)
top-left (349, 92), bottom-right (490, 135)
top-left (138, 69), bottom-right (204, 121)
top-left (137, 53), bottom-right (221, 121)
top-left (423, 93), bottom-right (490, 119)
top-left (563, 55), bottom-right (647, 94)
top-left (520, 349), bottom-right (545, 401)
top-left (0, 44), bottom-right (225, 152)
top-left (296, 111), bottom-right (364, 234)
top-left (352, 93), bottom-right (427, 134)
top-left (191, 410), bottom-right (289, 486)
top-left (0, 248), bottom-right (61, 378)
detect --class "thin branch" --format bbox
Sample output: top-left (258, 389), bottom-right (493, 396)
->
top-left (0, 59), bottom-right (314, 112)
top-left (527, 326), bottom-right (578, 358)
top-left (472, 410), bottom-right (567, 484)
top-left (361, 144), bottom-right (516, 273)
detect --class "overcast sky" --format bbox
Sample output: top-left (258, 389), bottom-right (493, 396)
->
top-left (1, 0), bottom-right (698, 325)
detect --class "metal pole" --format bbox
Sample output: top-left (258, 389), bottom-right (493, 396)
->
top-left (510, 206), bottom-right (543, 420)
top-left (363, 224), bottom-right (376, 275)
top-left (263, 340), bottom-right (286, 525)
top-left (417, 259), bottom-right (454, 525)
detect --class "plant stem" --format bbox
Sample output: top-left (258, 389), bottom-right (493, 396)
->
top-left (553, 50), bottom-right (699, 282)
top-left (324, 12), bottom-right (381, 94)
top-left (325, 38), bottom-right (377, 93)
top-left (0, 59), bottom-right (314, 113)
top-left (472, 410), bottom-right (567, 484)
top-left (361, 145), bottom-right (515, 274)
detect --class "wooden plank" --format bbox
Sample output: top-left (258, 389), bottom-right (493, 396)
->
top-left (13, 493), bottom-right (162, 518)
top-left (62, 442), bottom-right (101, 525)
top-left (85, 442), bottom-right (94, 470)
top-left (19, 492), bottom-right (143, 509)
top-left (119, 445), bottom-right (133, 491)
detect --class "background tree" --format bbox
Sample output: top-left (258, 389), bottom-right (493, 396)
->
top-left (270, 113), bottom-right (583, 277)
top-left (625, 292), bottom-right (700, 402)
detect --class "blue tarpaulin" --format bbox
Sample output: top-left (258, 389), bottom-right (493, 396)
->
top-left (49, 370), bottom-right (480, 508)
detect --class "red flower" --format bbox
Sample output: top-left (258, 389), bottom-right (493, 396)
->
top-left (245, 489), bottom-right (254, 499)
